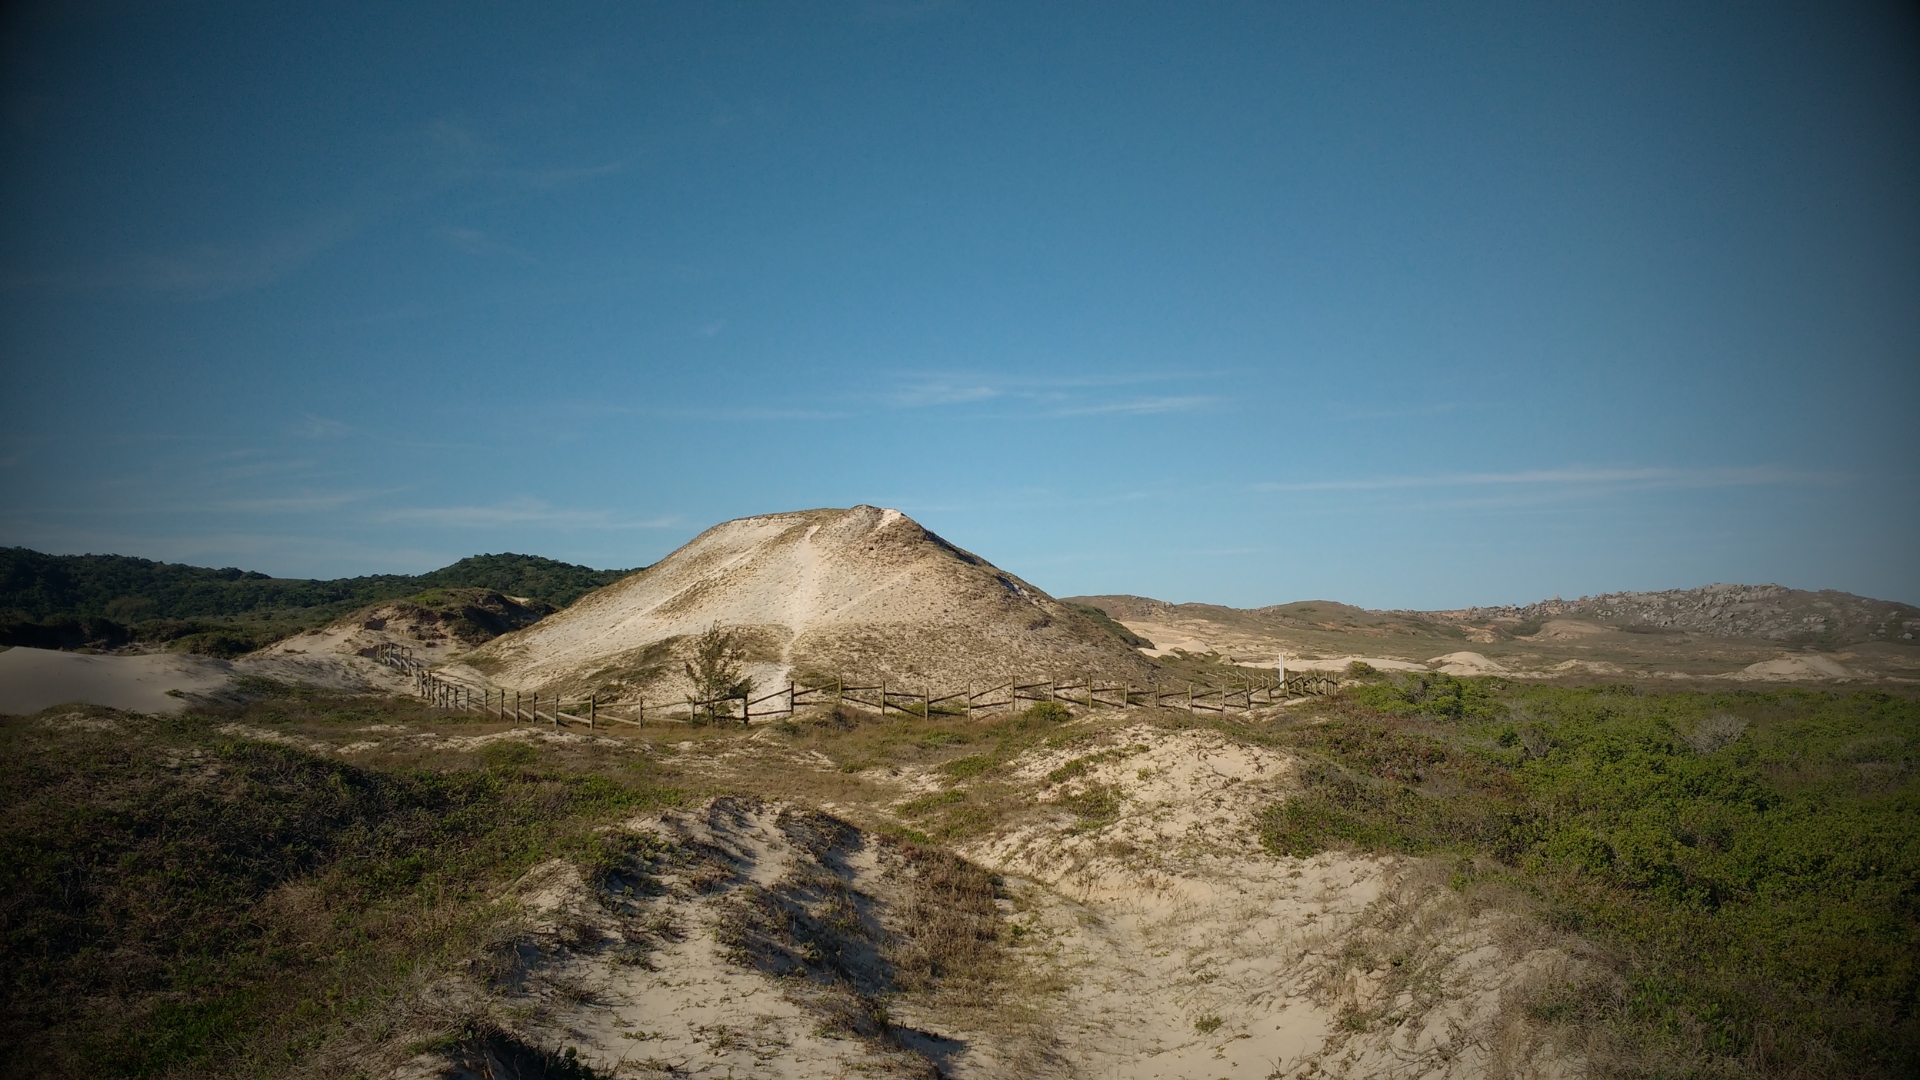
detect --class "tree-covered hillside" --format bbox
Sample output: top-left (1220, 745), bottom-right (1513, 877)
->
top-left (0, 549), bottom-right (638, 652)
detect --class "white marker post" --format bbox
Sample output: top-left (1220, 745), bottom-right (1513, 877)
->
top-left (1277, 651), bottom-right (1287, 690)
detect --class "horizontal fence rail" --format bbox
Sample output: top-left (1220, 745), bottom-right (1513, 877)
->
top-left (369, 642), bottom-right (1341, 730)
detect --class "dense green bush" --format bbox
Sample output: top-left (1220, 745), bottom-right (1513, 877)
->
top-left (1259, 678), bottom-right (1920, 1076)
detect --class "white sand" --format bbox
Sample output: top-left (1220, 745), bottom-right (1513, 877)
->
top-left (474, 505), bottom-right (1149, 698)
top-left (1286, 654), bottom-right (1428, 673)
top-left (0, 646), bottom-right (231, 715)
top-left (1724, 654), bottom-right (1855, 680)
top-left (1426, 651), bottom-right (1511, 676)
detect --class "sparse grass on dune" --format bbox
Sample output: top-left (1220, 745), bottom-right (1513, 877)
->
top-left (0, 686), bottom-right (681, 1079)
top-left (6, 671), bottom-right (1914, 1078)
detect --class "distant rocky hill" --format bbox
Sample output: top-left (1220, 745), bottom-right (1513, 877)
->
top-left (473, 506), bottom-right (1154, 699)
top-left (1076, 585), bottom-right (1919, 649)
top-left (1427, 583), bottom-right (1920, 647)
top-left (1069, 582), bottom-right (1920, 685)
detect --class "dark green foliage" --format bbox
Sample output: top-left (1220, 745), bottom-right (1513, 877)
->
top-left (1343, 670), bottom-right (1509, 723)
top-left (1021, 701), bottom-right (1073, 724)
top-left (0, 698), bottom-right (678, 1077)
top-left (413, 553), bottom-right (636, 608)
top-left (432, 1022), bottom-right (608, 1080)
top-left (1066, 602), bottom-right (1155, 649)
top-left (0, 615), bottom-right (130, 649)
top-left (683, 625), bottom-right (753, 723)
top-left (1258, 682), bottom-right (1920, 1077)
top-left (374, 588), bottom-right (554, 646)
top-left (0, 547), bottom-right (635, 656)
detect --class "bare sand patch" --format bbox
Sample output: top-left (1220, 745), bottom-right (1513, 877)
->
top-left (1724, 654), bottom-right (1855, 681)
top-left (1427, 651), bottom-right (1510, 676)
top-left (0, 646), bottom-right (231, 714)
top-left (929, 722), bottom-right (1577, 1078)
top-left (393, 797), bottom-right (1039, 1079)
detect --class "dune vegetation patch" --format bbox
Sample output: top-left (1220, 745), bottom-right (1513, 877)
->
top-left (0, 688), bottom-right (681, 1079)
top-left (1254, 674), bottom-right (1920, 1078)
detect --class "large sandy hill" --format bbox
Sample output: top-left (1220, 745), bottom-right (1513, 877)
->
top-left (474, 506), bottom-right (1153, 699)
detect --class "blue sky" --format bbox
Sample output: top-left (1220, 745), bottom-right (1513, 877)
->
top-left (2, 1), bottom-right (1915, 608)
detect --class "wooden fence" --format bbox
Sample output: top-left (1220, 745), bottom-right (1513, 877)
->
top-left (370, 643), bottom-right (1339, 729)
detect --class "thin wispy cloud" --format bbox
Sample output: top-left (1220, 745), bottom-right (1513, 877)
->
top-left (524, 161), bottom-right (624, 189)
top-left (1254, 466), bottom-right (1845, 494)
top-left (376, 498), bottom-right (680, 530)
top-left (1052, 395), bottom-right (1215, 417)
top-left (1334, 401), bottom-right (1471, 422)
top-left (888, 381), bottom-right (1003, 407)
top-left (216, 491), bottom-right (375, 514)
top-left (885, 369), bottom-right (1225, 416)
top-left (295, 415), bottom-right (352, 439)
top-left (593, 403), bottom-right (852, 422)
top-left (440, 226), bottom-right (538, 263)
top-left (131, 214), bottom-right (357, 298)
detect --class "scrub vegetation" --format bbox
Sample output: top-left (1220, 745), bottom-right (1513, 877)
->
top-left (1257, 673), bottom-right (1920, 1078)
top-left (1, 667), bottom-right (1914, 1078)
top-left (0, 685), bottom-right (680, 1078)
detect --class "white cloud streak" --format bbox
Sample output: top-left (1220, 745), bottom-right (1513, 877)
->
top-left (375, 498), bottom-right (680, 530)
top-left (1254, 466), bottom-right (1845, 493)
top-left (1051, 395), bottom-right (1215, 417)
top-left (131, 215), bottom-right (357, 298)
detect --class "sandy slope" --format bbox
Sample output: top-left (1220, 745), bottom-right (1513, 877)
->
top-left (474, 506), bottom-right (1152, 699)
top-left (412, 717), bottom-right (1579, 1079)
top-left (946, 724), bottom-right (1573, 1078)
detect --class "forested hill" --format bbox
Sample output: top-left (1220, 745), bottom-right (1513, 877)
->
top-left (0, 548), bottom-right (638, 648)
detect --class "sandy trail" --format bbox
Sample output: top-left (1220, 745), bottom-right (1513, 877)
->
top-left (936, 724), bottom-right (1570, 1078)
top-left (494, 719), bottom-right (1582, 1079)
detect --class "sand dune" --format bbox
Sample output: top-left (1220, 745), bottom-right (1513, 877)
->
top-left (0, 647), bottom-right (230, 714)
top-left (474, 506), bottom-right (1152, 698)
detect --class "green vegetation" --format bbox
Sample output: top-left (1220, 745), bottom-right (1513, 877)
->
top-left (1066, 601), bottom-right (1155, 649)
top-left (683, 625), bottom-right (754, 723)
top-left (1257, 674), bottom-right (1920, 1077)
top-left (0, 687), bottom-right (679, 1078)
top-left (770, 701), bottom-right (1081, 841)
top-left (0, 547), bottom-right (636, 654)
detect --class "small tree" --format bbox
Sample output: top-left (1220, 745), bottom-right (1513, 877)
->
top-left (684, 624), bottom-right (753, 724)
